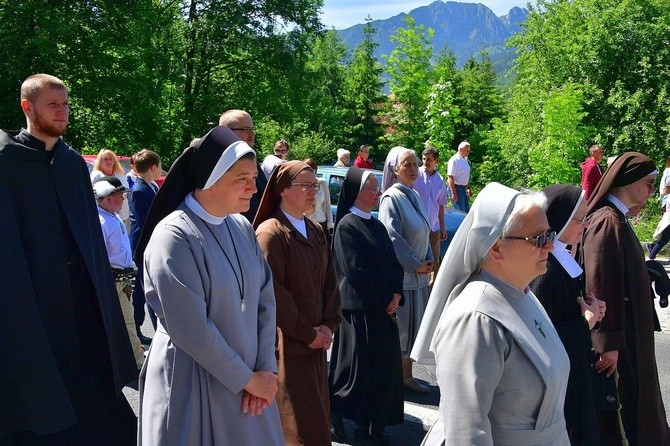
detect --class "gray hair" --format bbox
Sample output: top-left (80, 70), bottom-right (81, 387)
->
top-left (500, 190), bottom-right (547, 238)
top-left (336, 148), bottom-right (350, 161)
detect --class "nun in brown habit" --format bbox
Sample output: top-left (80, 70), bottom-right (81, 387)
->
top-left (253, 161), bottom-right (342, 446)
top-left (577, 151), bottom-right (670, 445)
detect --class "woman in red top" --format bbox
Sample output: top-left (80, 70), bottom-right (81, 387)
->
top-left (353, 145), bottom-right (374, 169)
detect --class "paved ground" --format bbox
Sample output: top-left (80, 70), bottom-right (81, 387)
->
top-left (125, 258), bottom-right (670, 445)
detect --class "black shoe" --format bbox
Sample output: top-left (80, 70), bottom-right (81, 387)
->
top-left (403, 377), bottom-right (430, 394)
top-left (331, 414), bottom-right (346, 441)
top-left (354, 427), bottom-right (389, 445)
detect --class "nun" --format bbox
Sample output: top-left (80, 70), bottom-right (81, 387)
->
top-left (379, 147), bottom-right (433, 393)
top-left (412, 183), bottom-right (570, 445)
top-left (253, 161), bottom-right (342, 446)
top-left (328, 167), bottom-right (404, 445)
top-left (135, 127), bottom-right (283, 445)
top-left (529, 185), bottom-right (605, 445)
top-left (578, 152), bottom-right (670, 445)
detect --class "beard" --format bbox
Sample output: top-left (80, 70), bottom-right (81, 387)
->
top-left (32, 110), bottom-right (68, 137)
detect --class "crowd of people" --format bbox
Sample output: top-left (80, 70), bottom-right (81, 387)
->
top-left (3, 72), bottom-right (670, 446)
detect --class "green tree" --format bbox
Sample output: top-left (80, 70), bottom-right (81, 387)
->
top-left (299, 30), bottom-right (349, 145)
top-left (0, 0), bottom-right (183, 159)
top-left (343, 17), bottom-right (387, 156)
top-left (453, 54), bottom-right (505, 161)
top-left (176, 0), bottom-right (324, 153)
top-left (507, 0), bottom-right (670, 170)
top-left (424, 79), bottom-right (460, 154)
top-left (384, 15), bottom-right (434, 151)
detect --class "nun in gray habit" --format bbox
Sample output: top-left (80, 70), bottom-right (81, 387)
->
top-left (411, 183), bottom-right (570, 446)
top-left (135, 126), bottom-right (283, 445)
top-left (379, 146), bottom-right (433, 393)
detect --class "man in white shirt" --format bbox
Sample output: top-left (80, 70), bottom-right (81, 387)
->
top-left (94, 176), bottom-right (144, 370)
top-left (447, 141), bottom-right (471, 212)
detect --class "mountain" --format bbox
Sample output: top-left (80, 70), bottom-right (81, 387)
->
top-left (336, 1), bottom-right (528, 80)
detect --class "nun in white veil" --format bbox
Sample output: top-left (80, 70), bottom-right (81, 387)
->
top-left (379, 146), bottom-right (433, 393)
top-left (412, 183), bottom-right (570, 446)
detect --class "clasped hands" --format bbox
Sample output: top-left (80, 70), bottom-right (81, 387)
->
top-left (415, 260), bottom-right (433, 275)
top-left (577, 293), bottom-right (606, 330)
top-left (242, 325), bottom-right (333, 416)
top-left (242, 370), bottom-right (278, 416)
top-left (308, 325), bottom-right (333, 350)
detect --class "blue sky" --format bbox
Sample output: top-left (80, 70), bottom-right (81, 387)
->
top-left (321, 0), bottom-right (528, 29)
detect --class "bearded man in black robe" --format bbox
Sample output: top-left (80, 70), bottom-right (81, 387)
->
top-left (0, 74), bottom-right (137, 444)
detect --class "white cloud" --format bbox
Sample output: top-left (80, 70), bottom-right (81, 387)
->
top-left (321, 0), bottom-right (528, 29)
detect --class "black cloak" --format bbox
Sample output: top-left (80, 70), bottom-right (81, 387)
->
top-left (0, 129), bottom-right (137, 440)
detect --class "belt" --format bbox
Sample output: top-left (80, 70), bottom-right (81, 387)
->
top-left (112, 267), bottom-right (136, 282)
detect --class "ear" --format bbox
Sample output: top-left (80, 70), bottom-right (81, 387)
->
top-left (487, 240), bottom-right (505, 264)
top-left (20, 99), bottom-right (32, 114)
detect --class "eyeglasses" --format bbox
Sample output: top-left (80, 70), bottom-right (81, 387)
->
top-left (274, 149), bottom-right (288, 154)
top-left (290, 182), bottom-right (320, 191)
top-left (572, 215), bottom-right (589, 225)
top-left (362, 186), bottom-right (380, 194)
top-left (503, 231), bottom-right (556, 248)
top-left (230, 126), bottom-right (255, 133)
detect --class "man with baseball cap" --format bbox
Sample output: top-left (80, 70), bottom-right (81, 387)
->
top-left (94, 176), bottom-right (145, 373)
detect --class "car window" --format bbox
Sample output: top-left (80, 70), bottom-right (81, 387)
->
top-left (329, 175), bottom-right (345, 206)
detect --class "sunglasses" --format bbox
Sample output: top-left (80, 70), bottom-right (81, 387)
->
top-left (503, 230), bottom-right (556, 248)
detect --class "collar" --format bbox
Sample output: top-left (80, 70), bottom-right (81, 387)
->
top-left (16, 128), bottom-right (48, 151)
top-left (419, 166), bottom-right (438, 177)
top-left (282, 209), bottom-right (307, 238)
top-left (477, 269), bottom-right (527, 299)
top-left (551, 239), bottom-right (583, 278)
top-left (607, 194), bottom-right (629, 215)
top-left (349, 206), bottom-right (371, 219)
top-left (185, 192), bottom-right (225, 225)
top-left (397, 182), bottom-right (414, 192)
top-left (97, 205), bottom-right (120, 220)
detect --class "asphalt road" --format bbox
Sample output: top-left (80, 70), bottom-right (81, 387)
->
top-left (125, 265), bottom-right (670, 446)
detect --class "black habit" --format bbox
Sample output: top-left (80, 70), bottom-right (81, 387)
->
top-left (328, 213), bottom-right (405, 429)
top-left (0, 129), bottom-right (137, 444)
top-left (530, 255), bottom-right (600, 445)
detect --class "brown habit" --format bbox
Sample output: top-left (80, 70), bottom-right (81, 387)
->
top-left (582, 202), bottom-right (669, 445)
top-left (256, 210), bottom-right (342, 446)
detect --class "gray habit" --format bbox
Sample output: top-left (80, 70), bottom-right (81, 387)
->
top-left (379, 183), bottom-right (432, 355)
top-left (139, 205), bottom-right (283, 445)
top-left (423, 270), bottom-right (570, 446)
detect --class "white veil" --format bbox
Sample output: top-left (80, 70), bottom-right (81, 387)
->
top-left (410, 182), bottom-right (520, 376)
